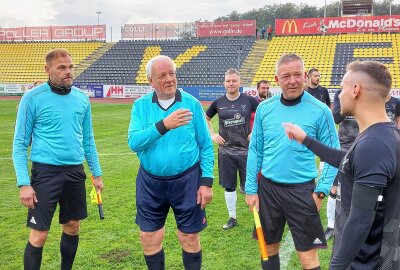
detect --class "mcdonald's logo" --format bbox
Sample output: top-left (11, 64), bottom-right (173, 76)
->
top-left (282, 20), bottom-right (298, 34)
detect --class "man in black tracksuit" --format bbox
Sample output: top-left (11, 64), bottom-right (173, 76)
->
top-left (284, 60), bottom-right (400, 270)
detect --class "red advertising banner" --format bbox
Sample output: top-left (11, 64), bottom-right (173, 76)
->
top-left (197, 20), bottom-right (256, 37)
top-left (275, 15), bottom-right (400, 35)
top-left (0, 25), bottom-right (106, 41)
top-left (122, 23), bottom-right (196, 39)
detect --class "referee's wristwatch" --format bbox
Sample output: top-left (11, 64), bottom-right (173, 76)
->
top-left (314, 192), bottom-right (326, 199)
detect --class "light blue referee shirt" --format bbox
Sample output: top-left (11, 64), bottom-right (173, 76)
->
top-left (128, 90), bottom-right (214, 186)
top-left (13, 82), bottom-right (102, 187)
top-left (246, 91), bottom-right (340, 195)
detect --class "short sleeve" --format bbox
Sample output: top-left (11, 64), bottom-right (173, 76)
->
top-left (205, 99), bottom-right (218, 119)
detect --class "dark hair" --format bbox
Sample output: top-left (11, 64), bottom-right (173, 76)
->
top-left (308, 68), bottom-right (319, 77)
top-left (257, 80), bottom-right (270, 89)
top-left (347, 60), bottom-right (392, 95)
top-left (45, 48), bottom-right (71, 64)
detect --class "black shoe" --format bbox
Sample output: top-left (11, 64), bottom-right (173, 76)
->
top-left (223, 217), bottom-right (238, 230)
top-left (324, 227), bottom-right (334, 241)
top-left (239, 186), bottom-right (246, 194)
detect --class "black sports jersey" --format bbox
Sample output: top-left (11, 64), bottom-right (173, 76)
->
top-left (206, 94), bottom-right (258, 155)
top-left (307, 85), bottom-right (331, 107)
top-left (385, 96), bottom-right (400, 123)
top-left (303, 122), bottom-right (400, 269)
top-left (334, 122), bottom-right (400, 269)
top-left (333, 90), bottom-right (359, 151)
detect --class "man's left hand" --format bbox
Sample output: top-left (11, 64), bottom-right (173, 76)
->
top-left (197, 186), bottom-right (213, 210)
top-left (93, 176), bottom-right (104, 192)
top-left (312, 192), bottom-right (323, 211)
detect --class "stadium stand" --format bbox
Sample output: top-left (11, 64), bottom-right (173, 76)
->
top-left (74, 37), bottom-right (255, 86)
top-left (252, 33), bottom-right (400, 89)
top-left (0, 41), bottom-right (107, 83)
top-left (1, 34), bottom-right (399, 89)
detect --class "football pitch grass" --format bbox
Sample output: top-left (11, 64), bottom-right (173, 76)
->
top-left (0, 100), bottom-right (333, 269)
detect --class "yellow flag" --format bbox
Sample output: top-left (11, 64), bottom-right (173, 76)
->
top-left (90, 186), bottom-right (97, 204)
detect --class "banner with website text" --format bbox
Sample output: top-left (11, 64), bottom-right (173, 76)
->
top-left (197, 20), bottom-right (256, 37)
top-left (121, 23), bottom-right (196, 40)
top-left (275, 15), bottom-right (400, 35)
top-left (0, 25), bottom-right (106, 41)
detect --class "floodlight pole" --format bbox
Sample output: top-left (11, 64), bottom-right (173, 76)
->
top-left (96, 11), bottom-right (102, 25)
top-left (324, 0), bottom-right (327, 18)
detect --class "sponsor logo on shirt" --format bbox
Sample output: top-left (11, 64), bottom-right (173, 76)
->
top-left (223, 113), bottom-right (245, 127)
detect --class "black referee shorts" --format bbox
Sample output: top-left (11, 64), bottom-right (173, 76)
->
top-left (258, 176), bottom-right (327, 252)
top-left (27, 162), bottom-right (87, 231)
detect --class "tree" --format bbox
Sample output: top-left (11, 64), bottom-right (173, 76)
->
top-left (213, 1), bottom-right (400, 30)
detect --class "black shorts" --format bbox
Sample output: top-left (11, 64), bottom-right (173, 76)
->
top-left (218, 152), bottom-right (247, 189)
top-left (135, 163), bottom-right (207, 234)
top-left (258, 176), bottom-right (327, 252)
top-left (27, 162), bottom-right (87, 231)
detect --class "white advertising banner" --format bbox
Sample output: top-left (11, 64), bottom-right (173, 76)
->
top-left (0, 83), bottom-right (33, 95)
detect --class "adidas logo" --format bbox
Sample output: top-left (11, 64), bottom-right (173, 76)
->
top-left (313, 238), bottom-right (323, 245)
top-left (30, 216), bottom-right (37, 224)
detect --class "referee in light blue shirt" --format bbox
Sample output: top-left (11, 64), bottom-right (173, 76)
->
top-left (128, 55), bottom-right (214, 270)
top-left (13, 48), bottom-right (103, 270)
top-left (245, 53), bottom-right (339, 270)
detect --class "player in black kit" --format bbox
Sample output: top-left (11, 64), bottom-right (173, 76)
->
top-left (206, 69), bottom-right (258, 230)
top-left (284, 60), bottom-right (400, 270)
top-left (385, 95), bottom-right (400, 126)
top-left (307, 68), bottom-right (331, 108)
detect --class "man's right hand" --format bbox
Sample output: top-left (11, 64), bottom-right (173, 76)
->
top-left (246, 194), bottom-right (259, 212)
top-left (211, 134), bottom-right (225, 145)
top-left (282, 122), bottom-right (307, 144)
top-left (163, 109), bottom-right (193, 130)
top-left (20, 186), bottom-right (38, 209)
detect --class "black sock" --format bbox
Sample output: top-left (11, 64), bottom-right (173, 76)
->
top-left (182, 250), bottom-right (202, 270)
top-left (262, 253), bottom-right (280, 270)
top-left (144, 248), bottom-right (165, 270)
top-left (60, 233), bottom-right (79, 270)
top-left (304, 267), bottom-right (321, 270)
top-left (24, 241), bottom-right (43, 270)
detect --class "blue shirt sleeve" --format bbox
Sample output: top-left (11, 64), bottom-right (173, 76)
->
top-left (128, 100), bottom-right (164, 152)
top-left (82, 100), bottom-right (102, 177)
top-left (245, 105), bottom-right (264, 194)
top-left (12, 94), bottom-right (35, 186)
top-left (193, 101), bottom-right (214, 185)
top-left (315, 107), bottom-right (340, 195)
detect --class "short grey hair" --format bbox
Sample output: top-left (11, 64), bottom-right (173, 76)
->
top-left (146, 55), bottom-right (177, 80)
top-left (225, 68), bottom-right (241, 79)
top-left (275, 53), bottom-right (305, 75)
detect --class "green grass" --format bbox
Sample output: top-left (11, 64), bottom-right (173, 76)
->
top-left (0, 100), bottom-right (332, 269)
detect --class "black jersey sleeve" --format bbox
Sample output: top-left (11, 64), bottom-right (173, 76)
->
top-left (303, 136), bottom-right (346, 168)
top-left (329, 183), bottom-right (381, 270)
top-left (324, 87), bottom-right (331, 107)
top-left (205, 98), bottom-right (218, 119)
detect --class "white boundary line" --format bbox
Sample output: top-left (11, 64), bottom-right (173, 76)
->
top-left (0, 152), bottom-right (133, 160)
top-left (280, 231), bottom-right (295, 270)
